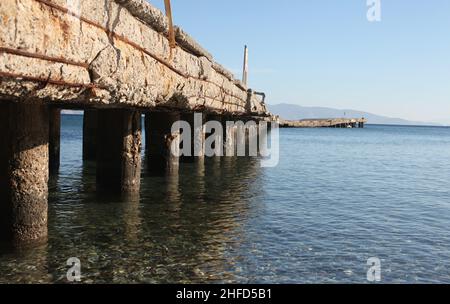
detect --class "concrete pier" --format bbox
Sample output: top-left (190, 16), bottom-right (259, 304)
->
top-left (0, 102), bottom-right (49, 245)
top-left (49, 108), bottom-right (61, 174)
top-left (145, 112), bottom-right (181, 174)
top-left (0, 0), bottom-right (270, 246)
top-left (97, 109), bottom-right (142, 193)
top-left (83, 110), bottom-right (98, 161)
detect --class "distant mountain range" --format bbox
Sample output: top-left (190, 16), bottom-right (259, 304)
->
top-left (268, 103), bottom-right (442, 126)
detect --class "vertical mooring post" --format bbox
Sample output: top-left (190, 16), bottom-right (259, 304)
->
top-left (0, 102), bottom-right (49, 245)
top-left (83, 109), bottom-right (98, 161)
top-left (145, 112), bottom-right (181, 174)
top-left (97, 109), bottom-right (142, 193)
top-left (180, 113), bottom-right (205, 163)
top-left (242, 45), bottom-right (249, 86)
top-left (49, 107), bottom-right (61, 174)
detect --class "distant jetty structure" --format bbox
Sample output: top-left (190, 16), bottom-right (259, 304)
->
top-left (0, 0), bottom-right (271, 246)
top-left (279, 118), bottom-right (367, 128)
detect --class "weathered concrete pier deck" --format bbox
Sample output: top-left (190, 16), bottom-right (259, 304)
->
top-left (0, 0), bottom-right (271, 245)
top-left (279, 118), bottom-right (367, 128)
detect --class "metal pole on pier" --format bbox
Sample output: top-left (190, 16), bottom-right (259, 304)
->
top-left (164, 0), bottom-right (176, 52)
top-left (242, 45), bottom-right (249, 86)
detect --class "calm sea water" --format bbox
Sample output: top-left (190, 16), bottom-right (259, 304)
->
top-left (1, 114), bottom-right (450, 283)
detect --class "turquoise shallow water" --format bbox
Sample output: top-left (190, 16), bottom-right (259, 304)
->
top-left (0, 115), bottom-right (450, 283)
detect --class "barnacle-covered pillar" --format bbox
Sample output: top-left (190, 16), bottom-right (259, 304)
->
top-left (0, 102), bottom-right (49, 245)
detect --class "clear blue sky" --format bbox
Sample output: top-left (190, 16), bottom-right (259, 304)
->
top-left (150, 0), bottom-right (450, 123)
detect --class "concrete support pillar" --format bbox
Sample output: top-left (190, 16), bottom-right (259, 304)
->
top-left (0, 102), bottom-right (49, 245)
top-left (236, 118), bottom-right (247, 157)
top-left (145, 112), bottom-right (180, 174)
top-left (223, 116), bottom-right (237, 157)
top-left (180, 113), bottom-right (205, 163)
top-left (248, 120), bottom-right (258, 157)
top-left (258, 120), bottom-right (269, 157)
top-left (97, 109), bottom-right (142, 193)
top-left (83, 109), bottom-right (97, 161)
top-left (49, 108), bottom-right (61, 174)
top-left (205, 114), bottom-right (223, 157)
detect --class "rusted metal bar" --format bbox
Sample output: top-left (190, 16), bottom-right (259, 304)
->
top-left (0, 47), bottom-right (89, 68)
top-left (0, 71), bottom-right (105, 89)
top-left (164, 0), bottom-right (177, 50)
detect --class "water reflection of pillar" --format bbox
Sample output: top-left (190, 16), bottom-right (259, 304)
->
top-left (215, 156), bottom-right (240, 201)
top-left (138, 153), bottom-right (263, 282)
top-left (3, 243), bottom-right (51, 283)
top-left (194, 160), bottom-right (206, 201)
top-left (165, 173), bottom-right (181, 213)
top-left (200, 156), bottom-right (264, 281)
top-left (121, 193), bottom-right (142, 244)
top-left (80, 152), bottom-right (97, 194)
top-left (179, 159), bottom-right (206, 206)
top-left (258, 121), bottom-right (269, 157)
